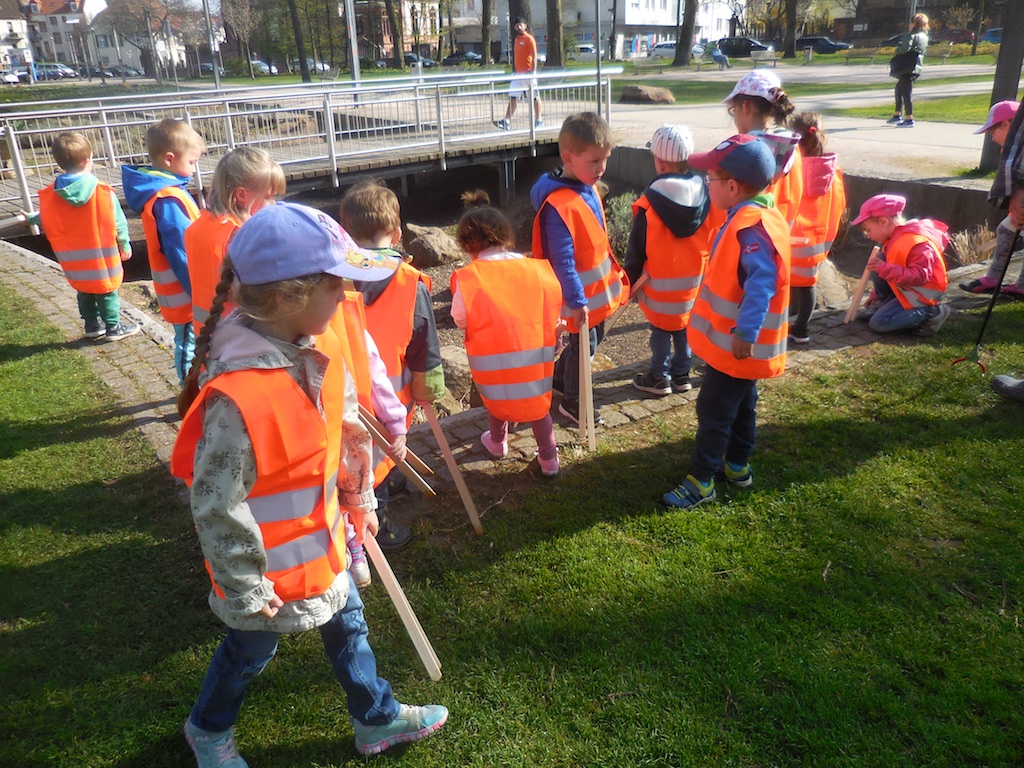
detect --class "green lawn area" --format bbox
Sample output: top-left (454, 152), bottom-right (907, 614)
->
top-left (3, 280), bottom-right (1024, 767)
top-left (835, 91), bottom-right (1021, 125)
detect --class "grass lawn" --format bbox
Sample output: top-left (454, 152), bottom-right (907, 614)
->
top-left (3, 281), bottom-right (1024, 767)
top-left (835, 91), bottom-right (1022, 125)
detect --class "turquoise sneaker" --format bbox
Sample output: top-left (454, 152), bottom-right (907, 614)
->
top-left (662, 475), bottom-right (716, 509)
top-left (723, 461), bottom-right (753, 488)
top-left (353, 704), bottom-right (448, 755)
top-left (184, 719), bottom-right (249, 768)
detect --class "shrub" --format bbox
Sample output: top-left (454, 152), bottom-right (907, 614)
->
top-left (949, 223), bottom-right (996, 266)
top-left (605, 191), bottom-right (639, 259)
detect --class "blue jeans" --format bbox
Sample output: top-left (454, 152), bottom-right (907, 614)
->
top-left (649, 326), bottom-right (691, 380)
top-left (189, 572), bottom-right (401, 733)
top-left (868, 275), bottom-right (936, 333)
top-left (553, 320), bottom-right (605, 402)
top-left (690, 365), bottom-right (759, 484)
top-left (174, 322), bottom-right (196, 385)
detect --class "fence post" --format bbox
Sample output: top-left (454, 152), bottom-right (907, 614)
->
top-left (99, 108), bottom-right (118, 189)
top-left (223, 100), bottom-right (236, 150)
top-left (4, 126), bottom-right (39, 235)
top-left (183, 110), bottom-right (206, 208)
top-left (414, 84), bottom-right (423, 133)
top-left (435, 85), bottom-right (447, 171)
top-left (323, 94), bottom-right (339, 188)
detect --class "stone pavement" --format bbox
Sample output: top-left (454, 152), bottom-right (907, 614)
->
top-left (1, 237), bottom-right (1002, 524)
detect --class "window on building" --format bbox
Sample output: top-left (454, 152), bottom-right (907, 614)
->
top-left (95, 34), bottom-right (108, 48)
top-left (49, 16), bottom-right (57, 25)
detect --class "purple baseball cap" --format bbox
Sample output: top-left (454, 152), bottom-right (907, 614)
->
top-left (851, 194), bottom-right (907, 226)
top-left (974, 100), bottom-right (1020, 134)
top-left (688, 134), bottom-right (776, 191)
top-left (228, 202), bottom-right (400, 286)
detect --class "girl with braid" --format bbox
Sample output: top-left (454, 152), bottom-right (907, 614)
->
top-left (171, 202), bottom-right (447, 767)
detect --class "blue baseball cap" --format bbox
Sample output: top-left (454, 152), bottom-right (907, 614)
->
top-left (228, 202), bottom-right (400, 286)
top-left (688, 134), bottom-right (775, 191)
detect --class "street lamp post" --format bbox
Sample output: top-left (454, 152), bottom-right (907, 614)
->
top-left (201, 0), bottom-right (221, 88)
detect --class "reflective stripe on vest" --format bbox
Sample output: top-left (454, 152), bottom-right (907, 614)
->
top-left (631, 193), bottom-right (711, 331)
top-left (171, 327), bottom-right (349, 602)
top-left (142, 185), bottom-right (200, 325)
top-left (688, 204), bottom-right (792, 380)
top-left (791, 158), bottom-right (847, 288)
top-left (38, 182), bottom-right (124, 295)
top-left (883, 225), bottom-right (949, 309)
top-left (532, 186), bottom-right (628, 333)
top-left (452, 256), bottom-right (563, 422)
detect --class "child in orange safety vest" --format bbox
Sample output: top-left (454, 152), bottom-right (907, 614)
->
top-left (172, 203), bottom-right (447, 764)
top-left (663, 135), bottom-right (792, 511)
top-left (623, 124), bottom-right (716, 397)
top-left (787, 112), bottom-right (847, 345)
top-left (185, 147), bottom-right (286, 337)
top-left (451, 190), bottom-right (564, 475)
top-left (122, 118), bottom-right (205, 384)
top-left (28, 131), bottom-right (139, 342)
top-left (854, 193), bottom-right (951, 336)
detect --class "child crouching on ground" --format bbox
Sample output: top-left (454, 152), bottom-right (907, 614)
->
top-left (855, 194), bottom-right (951, 336)
top-left (451, 190), bottom-right (563, 475)
top-left (171, 202), bottom-right (447, 766)
top-left (662, 135), bottom-right (791, 510)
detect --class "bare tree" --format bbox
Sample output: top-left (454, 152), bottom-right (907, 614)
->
top-left (545, 0), bottom-right (563, 67)
top-left (221, 0), bottom-right (261, 77)
top-left (383, 0), bottom-right (405, 67)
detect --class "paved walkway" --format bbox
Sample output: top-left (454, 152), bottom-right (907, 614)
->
top-left (0, 237), bottom-right (1001, 529)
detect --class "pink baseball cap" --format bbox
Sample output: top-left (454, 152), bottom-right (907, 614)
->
top-left (851, 194), bottom-right (907, 226)
top-left (974, 100), bottom-right (1020, 134)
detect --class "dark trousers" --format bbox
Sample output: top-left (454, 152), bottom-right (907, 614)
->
top-left (894, 75), bottom-right (914, 115)
top-left (791, 285), bottom-right (816, 338)
top-left (690, 365), bottom-right (759, 484)
top-left (553, 320), bottom-right (605, 402)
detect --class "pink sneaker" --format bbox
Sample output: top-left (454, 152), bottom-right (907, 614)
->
top-left (480, 429), bottom-right (508, 458)
top-left (537, 451), bottom-right (560, 476)
top-left (959, 276), bottom-right (998, 294)
top-left (1001, 284), bottom-right (1024, 297)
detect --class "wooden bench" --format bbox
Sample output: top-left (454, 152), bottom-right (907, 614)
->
top-left (844, 48), bottom-right (881, 64)
top-left (695, 52), bottom-right (728, 71)
top-left (633, 61), bottom-right (667, 76)
top-left (751, 49), bottom-right (781, 67)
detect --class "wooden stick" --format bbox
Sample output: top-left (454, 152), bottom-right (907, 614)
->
top-left (843, 246), bottom-right (879, 324)
top-left (363, 535), bottom-right (442, 681)
top-left (358, 403), bottom-right (434, 477)
top-left (423, 403), bottom-right (484, 535)
top-left (358, 414), bottom-right (436, 498)
top-left (578, 313), bottom-right (597, 452)
top-left (603, 272), bottom-right (649, 336)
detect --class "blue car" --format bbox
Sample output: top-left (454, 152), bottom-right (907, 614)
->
top-left (980, 28), bottom-right (1001, 44)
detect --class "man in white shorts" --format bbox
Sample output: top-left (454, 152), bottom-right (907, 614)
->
top-left (496, 18), bottom-right (542, 130)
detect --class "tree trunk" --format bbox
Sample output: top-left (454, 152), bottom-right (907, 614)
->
top-left (981, 0), bottom-right (1024, 170)
top-left (545, 0), bottom-right (563, 68)
top-left (383, 0), bottom-right (405, 67)
top-left (324, 0), bottom-right (335, 66)
top-left (286, 0), bottom-right (311, 81)
top-left (671, 0), bottom-right (696, 67)
top-left (482, 0), bottom-right (492, 63)
top-left (509, 0), bottom-right (531, 27)
top-left (782, 0), bottom-right (797, 58)
top-left (608, 0), bottom-right (617, 61)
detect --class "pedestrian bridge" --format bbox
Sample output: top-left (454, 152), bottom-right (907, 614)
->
top-left (0, 68), bottom-right (619, 218)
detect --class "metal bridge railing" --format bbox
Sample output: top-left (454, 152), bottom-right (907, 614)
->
top-left (0, 68), bottom-right (619, 218)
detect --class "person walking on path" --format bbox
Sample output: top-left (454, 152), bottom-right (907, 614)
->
top-left (887, 12), bottom-right (929, 128)
top-left (496, 17), bottom-right (542, 130)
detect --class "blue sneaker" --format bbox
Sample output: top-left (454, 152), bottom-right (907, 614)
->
top-left (184, 719), bottom-right (249, 768)
top-left (353, 704), bottom-right (448, 755)
top-left (662, 475), bottom-right (716, 509)
top-left (723, 461), bottom-right (753, 488)
top-left (84, 319), bottom-right (105, 340)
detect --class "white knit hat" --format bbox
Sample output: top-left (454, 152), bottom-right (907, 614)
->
top-left (647, 124), bottom-right (694, 163)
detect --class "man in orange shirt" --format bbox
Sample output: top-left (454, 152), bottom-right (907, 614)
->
top-left (495, 17), bottom-right (543, 130)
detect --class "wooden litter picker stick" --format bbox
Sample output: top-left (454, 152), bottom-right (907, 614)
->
top-left (604, 272), bottom-right (649, 335)
top-left (578, 313), bottom-right (597, 452)
top-left (358, 413), bottom-right (436, 498)
top-left (843, 246), bottom-right (880, 325)
top-left (358, 403), bottom-right (435, 477)
top-left (363, 535), bottom-right (442, 681)
top-left (423, 403), bottom-right (484, 535)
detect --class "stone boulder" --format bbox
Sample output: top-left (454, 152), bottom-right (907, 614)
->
top-left (619, 85), bottom-right (675, 105)
top-left (403, 223), bottom-right (463, 268)
top-left (439, 344), bottom-right (474, 402)
top-left (815, 258), bottom-right (852, 310)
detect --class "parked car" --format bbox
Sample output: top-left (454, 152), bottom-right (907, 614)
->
top-left (0, 70), bottom-right (20, 85)
top-left (716, 37), bottom-right (772, 57)
top-left (441, 50), bottom-right (482, 66)
top-left (649, 40), bottom-right (676, 59)
top-left (933, 28), bottom-right (975, 44)
top-left (249, 60), bottom-right (279, 75)
top-left (795, 36), bottom-right (852, 54)
top-left (980, 27), bottom-right (1001, 44)
top-left (290, 58), bottom-right (331, 73)
top-left (33, 62), bottom-right (78, 80)
top-left (404, 53), bottom-right (436, 68)
top-left (76, 65), bottom-right (110, 78)
top-left (199, 62), bottom-right (225, 76)
top-left (569, 43), bottom-right (605, 62)
top-left (107, 65), bottom-right (143, 77)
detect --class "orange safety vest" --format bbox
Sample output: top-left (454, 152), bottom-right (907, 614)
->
top-left (142, 186), bottom-right (200, 325)
top-left (185, 210), bottom-right (240, 335)
top-left (770, 145), bottom-right (804, 228)
top-left (883, 227), bottom-right (949, 309)
top-left (38, 182), bottom-right (123, 294)
top-left (632, 194), bottom-right (714, 332)
top-left (362, 262), bottom-right (431, 421)
top-left (689, 204), bottom-right (792, 380)
top-left (791, 164), bottom-right (846, 288)
top-left (532, 187), bottom-right (629, 333)
top-left (451, 256), bottom-right (563, 422)
top-left (171, 327), bottom-right (348, 602)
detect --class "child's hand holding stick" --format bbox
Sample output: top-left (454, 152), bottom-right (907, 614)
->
top-left (843, 246), bottom-right (880, 324)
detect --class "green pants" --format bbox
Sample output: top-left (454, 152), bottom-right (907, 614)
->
top-left (77, 291), bottom-right (121, 328)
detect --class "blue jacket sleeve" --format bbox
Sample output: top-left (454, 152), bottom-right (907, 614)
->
top-left (153, 196), bottom-right (193, 295)
top-left (540, 204), bottom-right (587, 309)
top-left (734, 223), bottom-right (779, 341)
top-left (623, 208), bottom-right (648, 286)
